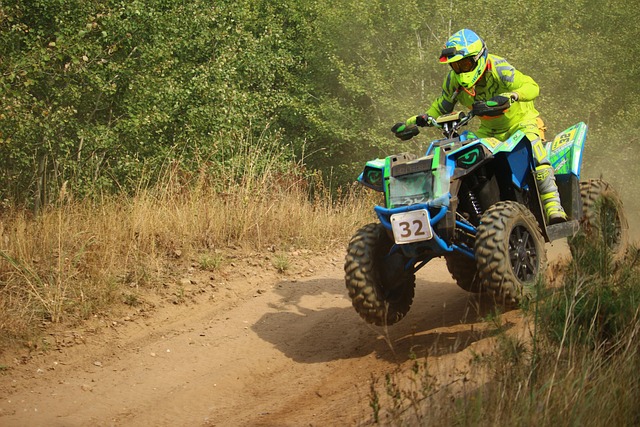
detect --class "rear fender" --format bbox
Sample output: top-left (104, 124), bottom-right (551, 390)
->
top-left (546, 122), bottom-right (587, 178)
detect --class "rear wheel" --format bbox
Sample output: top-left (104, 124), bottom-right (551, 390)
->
top-left (344, 223), bottom-right (415, 326)
top-left (475, 201), bottom-right (547, 304)
top-left (445, 252), bottom-right (482, 293)
top-left (570, 179), bottom-right (628, 261)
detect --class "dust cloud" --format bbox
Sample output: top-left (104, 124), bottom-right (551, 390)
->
top-left (581, 141), bottom-right (640, 243)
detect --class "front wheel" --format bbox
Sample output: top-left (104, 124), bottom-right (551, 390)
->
top-left (475, 201), bottom-right (547, 305)
top-left (344, 223), bottom-right (416, 326)
top-left (570, 179), bottom-right (629, 261)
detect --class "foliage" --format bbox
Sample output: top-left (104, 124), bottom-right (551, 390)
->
top-left (0, 0), bottom-right (305, 204)
top-left (0, 0), bottom-right (638, 206)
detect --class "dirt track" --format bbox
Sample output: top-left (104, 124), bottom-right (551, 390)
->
top-left (0, 243), bottom-right (570, 426)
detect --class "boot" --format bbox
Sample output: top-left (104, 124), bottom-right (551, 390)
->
top-left (535, 164), bottom-right (568, 225)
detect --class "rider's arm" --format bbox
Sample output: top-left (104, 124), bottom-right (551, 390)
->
top-left (492, 55), bottom-right (539, 102)
top-left (508, 69), bottom-right (539, 102)
top-left (426, 72), bottom-right (458, 118)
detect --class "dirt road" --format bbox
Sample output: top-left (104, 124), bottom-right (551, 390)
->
top-left (0, 244), bottom-right (570, 427)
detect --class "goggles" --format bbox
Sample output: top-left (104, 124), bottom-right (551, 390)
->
top-left (440, 46), bottom-right (485, 74)
top-left (449, 56), bottom-right (477, 74)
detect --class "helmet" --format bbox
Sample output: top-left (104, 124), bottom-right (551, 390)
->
top-left (439, 29), bottom-right (488, 89)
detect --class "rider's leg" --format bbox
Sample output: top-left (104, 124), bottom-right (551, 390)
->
top-left (527, 119), bottom-right (568, 224)
top-left (535, 163), bottom-right (568, 224)
top-left (479, 119), bottom-right (567, 224)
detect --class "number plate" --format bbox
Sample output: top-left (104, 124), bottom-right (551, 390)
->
top-left (390, 209), bottom-right (433, 244)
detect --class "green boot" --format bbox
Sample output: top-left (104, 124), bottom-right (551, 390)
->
top-left (535, 164), bottom-right (568, 225)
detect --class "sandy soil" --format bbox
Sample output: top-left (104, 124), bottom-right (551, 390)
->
top-left (0, 241), bottom-right (572, 426)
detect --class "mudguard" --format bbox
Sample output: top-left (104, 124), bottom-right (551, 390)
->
top-left (448, 130), bottom-right (533, 190)
top-left (546, 122), bottom-right (587, 178)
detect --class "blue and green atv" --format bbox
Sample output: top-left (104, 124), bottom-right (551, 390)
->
top-left (344, 101), bottom-right (629, 326)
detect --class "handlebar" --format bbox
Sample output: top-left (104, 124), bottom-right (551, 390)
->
top-left (424, 98), bottom-right (510, 139)
top-left (394, 98), bottom-right (510, 141)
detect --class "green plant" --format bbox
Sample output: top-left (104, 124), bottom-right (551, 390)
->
top-left (272, 253), bottom-right (290, 273)
top-left (198, 254), bottom-right (224, 271)
top-left (123, 293), bottom-right (140, 307)
top-left (540, 239), bottom-right (639, 351)
top-left (363, 234), bottom-right (640, 426)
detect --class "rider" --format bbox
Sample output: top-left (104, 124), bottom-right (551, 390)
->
top-left (395, 28), bottom-right (567, 224)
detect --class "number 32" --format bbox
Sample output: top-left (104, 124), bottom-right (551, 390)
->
top-left (398, 220), bottom-right (426, 238)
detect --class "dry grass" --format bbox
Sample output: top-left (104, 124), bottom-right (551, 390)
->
top-left (0, 139), bottom-right (377, 348)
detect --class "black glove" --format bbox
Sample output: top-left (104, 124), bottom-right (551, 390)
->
top-left (391, 122), bottom-right (420, 141)
top-left (404, 114), bottom-right (435, 127)
top-left (415, 114), bottom-right (436, 127)
top-left (488, 95), bottom-right (511, 107)
top-left (500, 92), bottom-right (519, 102)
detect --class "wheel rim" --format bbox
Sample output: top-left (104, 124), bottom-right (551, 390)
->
top-left (508, 224), bottom-right (538, 281)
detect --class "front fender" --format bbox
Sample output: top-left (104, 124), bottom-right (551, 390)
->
top-left (476, 130), bottom-right (533, 189)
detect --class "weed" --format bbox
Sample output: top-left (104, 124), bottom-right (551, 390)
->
top-left (198, 253), bottom-right (224, 271)
top-left (369, 374), bottom-right (381, 424)
top-left (173, 286), bottom-right (187, 305)
top-left (123, 293), bottom-right (140, 307)
top-left (272, 253), bottom-right (290, 273)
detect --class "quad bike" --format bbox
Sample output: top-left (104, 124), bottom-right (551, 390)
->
top-left (344, 100), bottom-right (629, 326)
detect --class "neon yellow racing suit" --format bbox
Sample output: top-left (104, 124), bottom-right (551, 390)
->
top-left (425, 53), bottom-right (548, 165)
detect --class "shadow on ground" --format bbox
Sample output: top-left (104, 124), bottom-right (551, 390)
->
top-left (251, 276), bottom-right (512, 365)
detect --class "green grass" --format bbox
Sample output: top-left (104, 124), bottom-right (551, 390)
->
top-left (272, 253), bottom-right (291, 273)
top-left (198, 253), bottom-right (225, 271)
top-left (365, 237), bottom-right (640, 426)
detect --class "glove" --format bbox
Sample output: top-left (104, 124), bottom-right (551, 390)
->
top-left (407, 114), bottom-right (435, 127)
top-left (497, 92), bottom-right (519, 103)
top-left (391, 122), bottom-right (420, 141)
top-left (504, 92), bottom-right (519, 102)
top-left (488, 95), bottom-right (511, 107)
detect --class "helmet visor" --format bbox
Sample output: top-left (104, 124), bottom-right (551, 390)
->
top-left (449, 56), bottom-right (477, 74)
